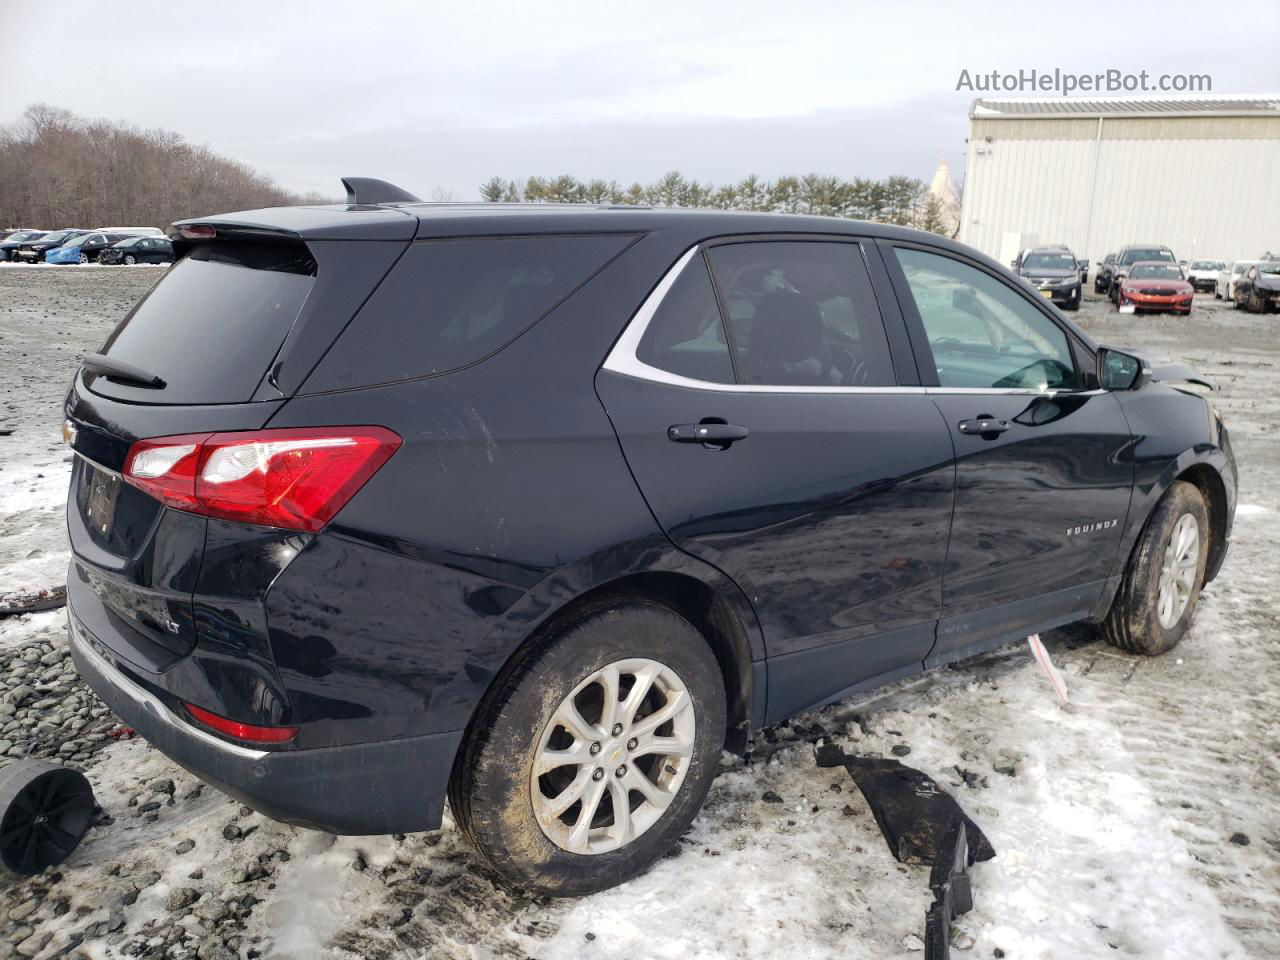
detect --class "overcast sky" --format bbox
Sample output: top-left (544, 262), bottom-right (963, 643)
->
top-left (2, 1), bottom-right (1277, 200)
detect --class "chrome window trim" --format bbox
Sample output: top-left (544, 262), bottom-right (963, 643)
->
top-left (601, 246), bottom-right (1104, 399)
top-left (69, 616), bottom-right (269, 761)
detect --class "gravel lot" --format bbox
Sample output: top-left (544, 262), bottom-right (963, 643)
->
top-left (0, 264), bottom-right (1277, 960)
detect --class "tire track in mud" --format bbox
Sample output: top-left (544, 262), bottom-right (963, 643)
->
top-left (1055, 561), bottom-right (1280, 955)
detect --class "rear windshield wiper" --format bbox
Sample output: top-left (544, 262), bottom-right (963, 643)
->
top-left (82, 354), bottom-right (167, 389)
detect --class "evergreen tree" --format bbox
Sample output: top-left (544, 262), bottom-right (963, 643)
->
top-left (479, 176), bottom-right (506, 202)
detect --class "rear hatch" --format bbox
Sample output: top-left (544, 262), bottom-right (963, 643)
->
top-left (65, 210), bottom-right (413, 674)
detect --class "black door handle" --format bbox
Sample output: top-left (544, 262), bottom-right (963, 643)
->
top-left (668, 422), bottom-right (749, 446)
top-left (957, 417), bottom-right (1009, 437)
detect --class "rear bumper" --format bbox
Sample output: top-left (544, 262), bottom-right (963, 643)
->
top-left (69, 611), bottom-right (462, 835)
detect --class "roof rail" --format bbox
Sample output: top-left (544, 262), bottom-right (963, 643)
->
top-left (341, 177), bottom-right (421, 205)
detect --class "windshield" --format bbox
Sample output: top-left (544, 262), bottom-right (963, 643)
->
top-left (1022, 253), bottom-right (1076, 271)
top-left (1121, 248), bottom-right (1173, 266)
top-left (114, 237), bottom-right (143, 247)
top-left (62, 234), bottom-right (96, 248)
top-left (37, 231), bottom-right (73, 245)
top-left (1234, 263), bottom-right (1254, 275)
top-left (5, 231), bottom-right (40, 243)
top-left (1260, 263), bottom-right (1280, 276)
top-left (1190, 260), bottom-right (1223, 270)
top-left (1131, 264), bottom-right (1184, 280)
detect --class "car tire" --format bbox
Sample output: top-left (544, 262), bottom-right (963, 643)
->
top-left (123, 254), bottom-right (136, 265)
top-left (1102, 480), bottom-right (1209, 657)
top-left (449, 600), bottom-right (727, 897)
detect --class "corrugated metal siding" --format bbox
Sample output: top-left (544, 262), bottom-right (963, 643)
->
top-left (973, 96), bottom-right (1280, 116)
top-left (971, 116), bottom-right (1280, 140)
top-left (959, 135), bottom-right (1280, 265)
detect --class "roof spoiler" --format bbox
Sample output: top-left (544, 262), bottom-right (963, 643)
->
top-left (341, 177), bottom-right (421, 205)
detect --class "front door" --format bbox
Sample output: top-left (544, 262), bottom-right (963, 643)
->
top-left (883, 242), bottom-right (1134, 666)
top-left (596, 238), bottom-right (956, 722)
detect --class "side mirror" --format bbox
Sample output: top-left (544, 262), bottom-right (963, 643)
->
top-left (1097, 347), bottom-right (1148, 391)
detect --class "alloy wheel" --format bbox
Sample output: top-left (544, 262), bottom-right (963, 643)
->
top-left (531, 657), bottom-right (695, 855)
top-left (1156, 513), bottom-right (1199, 629)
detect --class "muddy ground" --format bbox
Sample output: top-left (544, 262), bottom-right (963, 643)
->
top-left (0, 264), bottom-right (1276, 960)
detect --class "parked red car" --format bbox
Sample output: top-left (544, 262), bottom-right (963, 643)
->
top-left (1116, 262), bottom-right (1194, 315)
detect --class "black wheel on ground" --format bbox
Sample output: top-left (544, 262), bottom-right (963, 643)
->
top-left (1102, 480), bottom-right (1209, 657)
top-left (449, 600), bottom-right (727, 896)
top-left (0, 760), bottom-right (96, 877)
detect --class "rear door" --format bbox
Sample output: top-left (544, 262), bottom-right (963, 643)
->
top-left (881, 241), bottom-right (1134, 665)
top-left (596, 237), bottom-right (956, 722)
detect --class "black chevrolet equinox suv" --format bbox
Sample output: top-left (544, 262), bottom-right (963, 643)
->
top-left (66, 178), bottom-right (1236, 895)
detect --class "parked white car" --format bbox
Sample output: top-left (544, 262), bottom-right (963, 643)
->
top-left (1186, 259), bottom-right (1224, 293)
top-left (1216, 261), bottom-right (1261, 300)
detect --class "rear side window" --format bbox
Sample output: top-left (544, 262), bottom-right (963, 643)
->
top-left (636, 257), bottom-right (734, 384)
top-left (706, 241), bottom-right (896, 387)
top-left (307, 235), bottom-right (633, 390)
top-left (92, 239), bottom-right (316, 404)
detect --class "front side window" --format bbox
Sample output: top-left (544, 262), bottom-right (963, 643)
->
top-left (636, 256), bottom-right (734, 384)
top-left (894, 247), bottom-right (1077, 391)
top-left (705, 241), bottom-right (896, 387)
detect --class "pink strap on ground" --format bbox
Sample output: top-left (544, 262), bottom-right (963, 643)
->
top-left (1027, 633), bottom-right (1070, 705)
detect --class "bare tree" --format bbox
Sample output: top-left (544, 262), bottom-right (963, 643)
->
top-left (0, 103), bottom-right (336, 229)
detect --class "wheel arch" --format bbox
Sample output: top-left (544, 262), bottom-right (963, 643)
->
top-left (1176, 462), bottom-right (1230, 583)
top-left (1100, 445), bottom-right (1234, 621)
top-left (458, 564), bottom-right (763, 780)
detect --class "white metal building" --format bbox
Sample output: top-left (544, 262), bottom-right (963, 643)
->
top-left (957, 96), bottom-right (1280, 269)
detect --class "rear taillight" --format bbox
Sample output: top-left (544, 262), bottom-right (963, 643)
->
top-left (123, 426), bottom-right (401, 532)
top-left (184, 703), bottom-right (299, 744)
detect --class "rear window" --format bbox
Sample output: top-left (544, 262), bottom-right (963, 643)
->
top-left (304, 234), bottom-right (633, 391)
top-left (91, 239), bottom-right (315, 404)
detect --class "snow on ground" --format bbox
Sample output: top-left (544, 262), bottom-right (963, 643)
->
top-left (0, 269), bottom-right (1276, 959)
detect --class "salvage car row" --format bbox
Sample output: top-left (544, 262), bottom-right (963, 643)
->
top-left (1092, 245), bottom-right (1280, 315)
top-left (0, 227), bottom-right (173, 264)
